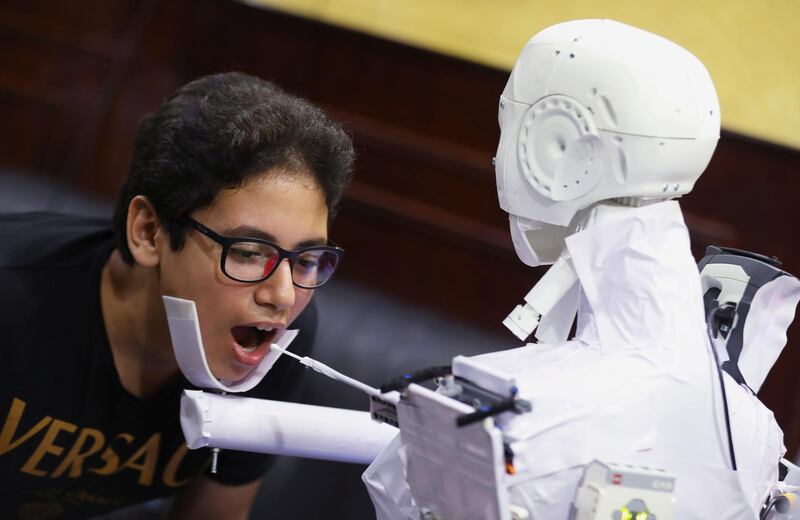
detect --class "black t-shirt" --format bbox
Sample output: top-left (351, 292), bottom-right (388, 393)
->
top-left (0, 212), bottom-right (314, 519)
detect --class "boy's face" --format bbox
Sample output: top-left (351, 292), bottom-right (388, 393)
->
top-left (157, 170), bottom-right (328, 382)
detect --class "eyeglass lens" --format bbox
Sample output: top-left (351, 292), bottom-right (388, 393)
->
top-left (225, 241), bottom-right (339, 287)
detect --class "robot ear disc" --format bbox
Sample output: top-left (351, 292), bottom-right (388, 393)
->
top-left (517, 95), bottom-right (601, 202)
top-left (551, 135), bottom-right (604, 201)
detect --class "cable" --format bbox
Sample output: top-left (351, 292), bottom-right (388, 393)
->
top-left (707, 306), bottom-right (737, 471)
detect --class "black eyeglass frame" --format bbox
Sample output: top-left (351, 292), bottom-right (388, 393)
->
top-left (179, 216), bottom-right (344, 289)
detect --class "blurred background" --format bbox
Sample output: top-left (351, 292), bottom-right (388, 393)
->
top-left (1, 0), bottom-right (798, 517)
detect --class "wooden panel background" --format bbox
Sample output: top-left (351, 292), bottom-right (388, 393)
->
top-left (2, 0), bottom-right (800, 453)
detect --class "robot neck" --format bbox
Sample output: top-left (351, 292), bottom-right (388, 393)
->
top-left (503, 201), bottom-right (644, 342)
top-left (578, 198), bottom-right (671, 229)
top-left (505, 200), bottom-right (703, 350)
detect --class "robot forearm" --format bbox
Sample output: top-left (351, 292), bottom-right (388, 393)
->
top-left (180, 389), bottom-right (398, 464)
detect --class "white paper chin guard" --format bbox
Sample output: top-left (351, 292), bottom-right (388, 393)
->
top-left (162, 295), bottom-right (298, 392)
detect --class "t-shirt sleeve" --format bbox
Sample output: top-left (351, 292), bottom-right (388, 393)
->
top-left (206, 299), bottom-right (318, 485)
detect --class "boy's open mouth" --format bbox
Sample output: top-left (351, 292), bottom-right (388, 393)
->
top-left (231, 325), bottom-right (277, 353)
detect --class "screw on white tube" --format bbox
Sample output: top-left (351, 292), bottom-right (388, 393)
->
top-left (210, 447), bottom-right (220, 474)
top-left (208, 390), bottom-right (226, 474)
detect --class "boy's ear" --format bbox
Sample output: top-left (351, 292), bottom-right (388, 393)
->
top-left (127, 195), bottom-right (164, 268)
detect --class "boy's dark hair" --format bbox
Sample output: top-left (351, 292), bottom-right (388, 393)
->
top-left (112, 72), bottom-right (354, 264)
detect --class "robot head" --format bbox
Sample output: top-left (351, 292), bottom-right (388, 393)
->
top-left (496, 20), bottom-right (720, 266)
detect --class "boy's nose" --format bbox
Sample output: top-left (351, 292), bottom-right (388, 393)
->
top-left (254, 259), bottom-right (295, 310)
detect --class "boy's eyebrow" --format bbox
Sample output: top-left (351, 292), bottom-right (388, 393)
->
top-left (223, 225), bottom-right (328, 248)
top-left (223, 225), bottom-right (275, 241)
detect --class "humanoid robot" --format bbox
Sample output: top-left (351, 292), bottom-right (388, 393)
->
top-left (361, 19), bottom-right (800, 520)
top-left (169, 19), bottom-right (800, 520)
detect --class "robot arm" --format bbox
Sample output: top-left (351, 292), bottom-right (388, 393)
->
top-left (179, 389), bottom-right (397, 465)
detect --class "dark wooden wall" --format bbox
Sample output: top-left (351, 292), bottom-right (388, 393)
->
top-left (3, 0), bottom-right (800, 453)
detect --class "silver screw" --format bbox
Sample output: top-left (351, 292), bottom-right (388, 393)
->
top-left (210, 447), bottom-right (220, 474)
top-left (491, 156), bottom-right (496, 166)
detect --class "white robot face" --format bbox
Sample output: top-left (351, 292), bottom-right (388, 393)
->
top-left (496, 19), bottom-right (721, 266)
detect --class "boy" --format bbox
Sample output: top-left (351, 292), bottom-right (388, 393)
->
top-left (0, 72), bottom-right (354, 519)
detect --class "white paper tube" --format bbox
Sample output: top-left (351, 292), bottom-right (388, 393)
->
top-left (181, 390), bottom-right (398, 464)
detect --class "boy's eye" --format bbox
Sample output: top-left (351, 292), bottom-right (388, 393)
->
top-left (297, 257), bottom-right (319, 270)
top-left (235, 249), bottom-right (261, 258)
top-left (229, 244), bottom-right (267, 263)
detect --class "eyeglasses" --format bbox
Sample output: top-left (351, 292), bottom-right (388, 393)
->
top-left (180, 216), bottom-right (344, 289)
